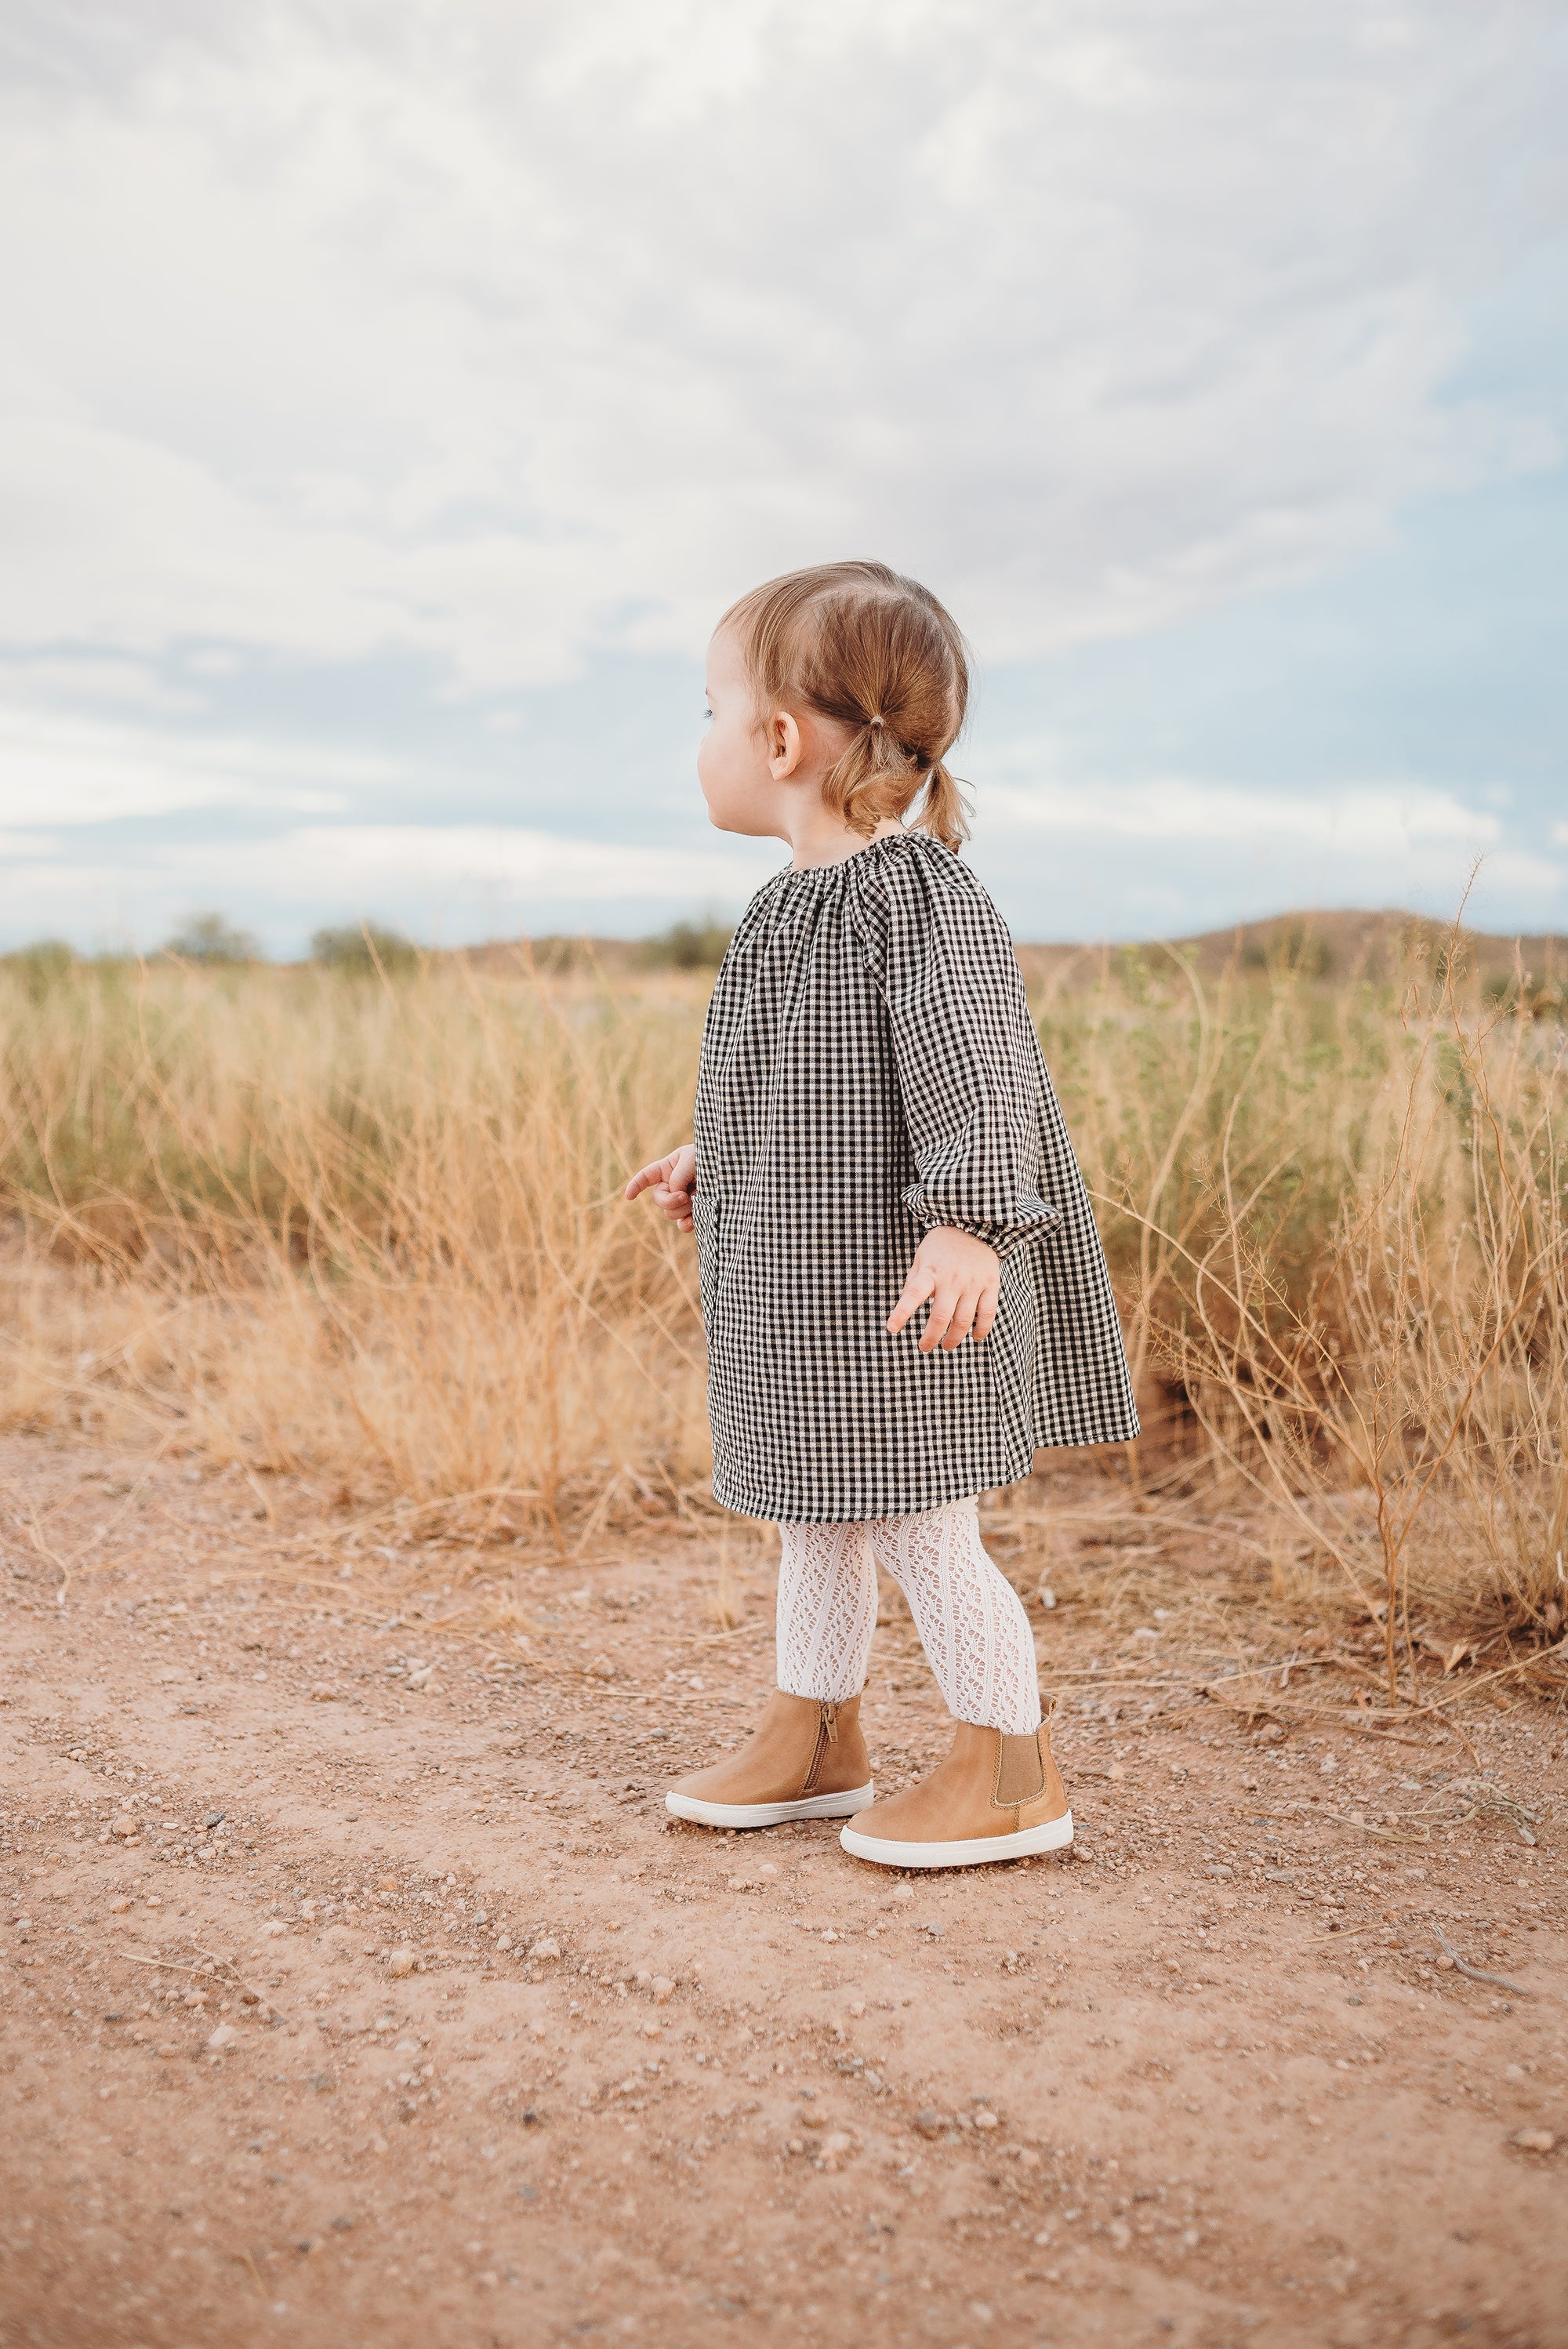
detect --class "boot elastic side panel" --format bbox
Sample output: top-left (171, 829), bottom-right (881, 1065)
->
top-left (993, 1729), bottom-right (1047, 1807)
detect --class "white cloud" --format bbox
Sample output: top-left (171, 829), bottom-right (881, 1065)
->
top-left (214, 825), bottom-right (782, 906)
top-left (0, 1), bottom-right (1560, 691)
top-left (985, 772), bottom-right (1502, 851)
top-left (0, 699), bottom-right (378, 825)
top-left (1475, 849), bottom-right (1563, 899)
top-left (0, 817), bottom-right (782, 954)
top-left (968, 777), bottom-right (1562, 940)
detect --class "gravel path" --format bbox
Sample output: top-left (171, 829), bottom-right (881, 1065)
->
top-left (2, 1433), bottom-right (1564, 2347)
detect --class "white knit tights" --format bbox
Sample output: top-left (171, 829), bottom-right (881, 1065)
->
top-left (775, 1496), bottom-right (1041, 1735)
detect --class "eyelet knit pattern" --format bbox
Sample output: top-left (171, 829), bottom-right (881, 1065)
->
top-left (775, 1496), bottom-right (1041, 1735)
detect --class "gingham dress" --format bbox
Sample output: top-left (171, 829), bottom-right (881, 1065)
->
top-left (691, 830), bottom-right (1138, 1522)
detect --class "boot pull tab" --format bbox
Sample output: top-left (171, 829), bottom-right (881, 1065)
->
top-left (818, 1701), bottom-right (840, 1745)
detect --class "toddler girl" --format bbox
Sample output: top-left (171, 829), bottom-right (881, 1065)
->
top-left (627, 561), bottom-right (1137, 1868)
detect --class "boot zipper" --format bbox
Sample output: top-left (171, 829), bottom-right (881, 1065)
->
top-left (802, 1701), bottom-right (838, 1795)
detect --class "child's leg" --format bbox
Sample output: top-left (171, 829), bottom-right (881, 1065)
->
top-left (840, 1497), bottom-right (1067, 1867)
top-left (663, 1520), bottom-right (877, 1830)
top-left (865, 1496), bottom-right (1041, 1734)
top-left (775, 1521), bottom-right (879, 1704)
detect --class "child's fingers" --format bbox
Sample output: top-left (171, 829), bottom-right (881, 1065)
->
top-left (886, 1262), bottom-right (937, 1335)
top-left (938, 1283), bottom-right (985, 1352)
top-left (626, 1144), bottom-right (695, 1203)
top-left (918, 1279), bottom-right (967, 1352)
top-left (930, 1281), bottom-right (983, 1353)
top-left (972, 1283), bottom-right (999, 1343)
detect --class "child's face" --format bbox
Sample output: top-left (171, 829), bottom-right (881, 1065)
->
top-left (697, 626), bottom-right (779, 838)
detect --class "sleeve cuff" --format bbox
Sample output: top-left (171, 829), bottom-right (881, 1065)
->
top-left (899, 1186), bottom-right (1064, 1260)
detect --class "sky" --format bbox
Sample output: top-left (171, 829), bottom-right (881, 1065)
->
top-left (2, 0), bottom-right (1565, 954)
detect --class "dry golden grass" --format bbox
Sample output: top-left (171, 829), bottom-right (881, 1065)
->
top-left (0, 949), bottom-right (712, 1533)
top-left (1, 921), bottom-right (1563, 1698)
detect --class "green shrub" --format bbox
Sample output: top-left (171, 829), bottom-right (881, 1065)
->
top-left (310, 922), bottom-right (420, 976)
top-left (163, 913), bottom-right (260, 965)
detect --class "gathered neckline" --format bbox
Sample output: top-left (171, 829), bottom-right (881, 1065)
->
top-left (774, 830), bottom-right (933, 888)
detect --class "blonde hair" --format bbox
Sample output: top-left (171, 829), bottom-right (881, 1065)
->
top-left (720, 561), bottom-right (971, 851)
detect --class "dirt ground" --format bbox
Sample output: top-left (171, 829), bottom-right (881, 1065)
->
top-left (2, 1431), bottom-right (1565, 2349)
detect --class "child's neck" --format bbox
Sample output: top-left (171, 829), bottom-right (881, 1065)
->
top-left (786, 808), bottom-right (906, 873)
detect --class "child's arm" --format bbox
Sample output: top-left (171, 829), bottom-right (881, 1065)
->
top-left (862, 854), bottom-right (1062, 1348)
top-left (626, 1144), bottom-right (696, 1233)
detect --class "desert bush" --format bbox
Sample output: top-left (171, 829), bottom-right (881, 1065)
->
top-left (1064, 939), bottom-right (1566, 1676)
top-left (638, 917), bottom-right (735, 970)
top-left (163, 912), bottom-right (260, 965)
top-left (310, 921), bottom-right (421, 975)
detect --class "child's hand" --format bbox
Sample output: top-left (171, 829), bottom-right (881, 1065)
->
top-left (625, 1144), bottom-right (697, 1233)
top-left (887, 1227), bottom-right (1000, 1352)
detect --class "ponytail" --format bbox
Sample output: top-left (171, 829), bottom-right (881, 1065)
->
top-left (917, 757), bottom-right (971, 852)
top-left (819, 728), bottom-right (971, 852)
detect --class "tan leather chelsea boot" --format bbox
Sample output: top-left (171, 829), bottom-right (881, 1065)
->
top-left (666, 1690), bottom-right (874, 1829)
top-left (838, 1716), bottom-right (1072, 1868)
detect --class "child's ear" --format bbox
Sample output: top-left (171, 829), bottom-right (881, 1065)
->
top-left (769, 710), bottom-right (804, 779)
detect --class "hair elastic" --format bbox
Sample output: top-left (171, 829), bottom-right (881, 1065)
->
top-left (868, 713), bottom-right (885, 728)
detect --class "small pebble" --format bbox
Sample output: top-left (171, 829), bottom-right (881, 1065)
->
top-left (651, 1976), bottom-right (676, 2003)
top-left (529, 1937), bottom-right (561, 1962)
top-left (110, 1898), bottom-right (132, 1915)
top-left (914, 2110), bottom-right (945, 2139)
top-left (206, 2024), bottom-right (238, 2050)
top-left (112, 1815), bottom-right (137, 1839)
top-left (388, 1948), bottom-right (416, 1978)
top-left (974, 2109), bottom-right (999, 2130)
top-left (1513, 2129), bottom-right (1555, 2154)
top-left (377, 1875), bottom-right (400, 1893)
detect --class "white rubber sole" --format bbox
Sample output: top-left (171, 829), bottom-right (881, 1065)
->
top-left (839, 1808), bottom-right (1074, 1871)
top-left (665, 1782), bottom-right (876, 1830)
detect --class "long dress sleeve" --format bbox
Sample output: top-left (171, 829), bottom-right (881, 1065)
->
top-left (852, 843), bottom-right (1062, 1260)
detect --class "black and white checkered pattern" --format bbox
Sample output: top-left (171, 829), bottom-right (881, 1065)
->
top-left (692, 830), bottom-right (1139, 1522)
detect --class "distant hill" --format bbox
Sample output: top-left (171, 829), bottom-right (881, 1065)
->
top-left (454, 907), bottom-right (1564, 994)
top-left (1013, 909), bottom-right (1564, 995)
